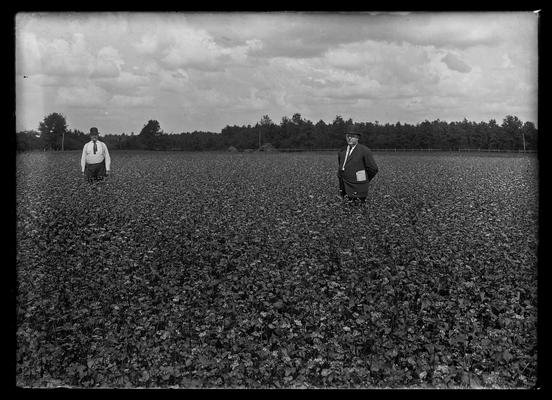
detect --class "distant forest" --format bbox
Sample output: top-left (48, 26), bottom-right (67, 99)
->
top-left (16, 113), bottom-right (538, 152)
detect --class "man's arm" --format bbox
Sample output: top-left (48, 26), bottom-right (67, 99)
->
top-left (81, 144), bottom-right (87, 173)
top-left (103, 143), bottom-right (111, 172)
top-left (363, 149), bottom-right (378, 181)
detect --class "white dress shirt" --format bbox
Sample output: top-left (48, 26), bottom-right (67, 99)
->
top-left (341, 144), bottom-right (356, 170)
top-left (81, 140), bottom-right (111, 172)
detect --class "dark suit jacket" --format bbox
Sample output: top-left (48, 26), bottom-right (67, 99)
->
top-left (337, 143), bottom-right (378, 197)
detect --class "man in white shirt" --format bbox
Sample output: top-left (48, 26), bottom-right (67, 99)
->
top-left (81, 127), bottom-right (111, 182)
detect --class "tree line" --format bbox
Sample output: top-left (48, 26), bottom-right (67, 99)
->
top-left (16, 112), bottom-right (538, 152)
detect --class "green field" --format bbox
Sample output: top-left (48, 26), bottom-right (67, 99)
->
top-left (16, 151), bottom-right (539, 388)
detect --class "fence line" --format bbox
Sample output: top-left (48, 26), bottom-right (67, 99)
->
top-left (456, 148), bottom-right (537, 153)
top-left (372, 148), bottom-right (537, 153)
top-left (276, 148), bottom-right (537, 153)
top-left (22, 147), bottom-right (537, 154)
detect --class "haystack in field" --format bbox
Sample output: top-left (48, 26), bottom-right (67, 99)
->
top-left (259, 143), bottom-right (277, 152)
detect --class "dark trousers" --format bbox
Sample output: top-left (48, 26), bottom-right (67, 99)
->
top-left (85, 161), bottom-right (106, 182)
top-left (338, 174), bottom-right (366, 203)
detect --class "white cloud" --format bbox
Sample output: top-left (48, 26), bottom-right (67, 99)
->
top-left (56, 84), bottom-right (111, 107)
top-left (97, 46), bottom-right (123, 64)
top-left (158, 69), bottom-right (191, 92)
top-left (16, 32), bottom-right (43, 76)
top-left (95, 71), bottom-right (151, 96)
top-left (93, 46), bottom-right (125, 78)
top-left (15, 12), bottom-right (538, 132)
top-left (154, 24), bottom-right (264, 72)
top-left (324, 40), bottom-right (435, 86)
top-left (110, 94), bottom-right (155, 107)
top-left (91, 61), bottom-right (120, 78)
top-left (134, 34), bottom-right (159, 55)
top-left (397, 13), bottom-right (503, 49)
top-left (158, 26), bottom-right (224, 70)
top-left (42, 34), bottom-right (94, 77)
top-left (227, 87), bottom-right (271, 112)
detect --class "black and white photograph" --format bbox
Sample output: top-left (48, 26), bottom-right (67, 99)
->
top-left (15, 11), bottom-right (540, 389)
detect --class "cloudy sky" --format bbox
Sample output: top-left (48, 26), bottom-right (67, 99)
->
top-left (15, 11), bottom-right (539, 135)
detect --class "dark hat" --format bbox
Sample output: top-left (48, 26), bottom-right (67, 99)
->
top-left (344, 126), bottom-right (361, 137)
top-left (89, 127), bottom-right (99, 136)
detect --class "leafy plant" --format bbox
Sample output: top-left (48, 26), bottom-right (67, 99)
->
top-left (16, 151), bottom-right (538, 388)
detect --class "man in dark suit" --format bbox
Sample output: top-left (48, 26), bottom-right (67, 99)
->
top-left (337, 126), bottom-right (379, 204)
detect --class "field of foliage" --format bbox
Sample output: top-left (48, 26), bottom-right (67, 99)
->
top-left (16, 150), bottom-right (539, 388)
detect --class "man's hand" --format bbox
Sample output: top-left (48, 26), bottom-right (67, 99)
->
top-left (106, 170), bottom-right (110, 176)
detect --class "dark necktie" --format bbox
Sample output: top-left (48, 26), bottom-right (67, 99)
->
top-left (93, 142), bottom-right (97, 154)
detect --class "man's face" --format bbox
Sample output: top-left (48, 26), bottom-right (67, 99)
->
top-left (346, 134), bottom-right (359, 146)
top-left (91, 135), bottom-right (98, 142)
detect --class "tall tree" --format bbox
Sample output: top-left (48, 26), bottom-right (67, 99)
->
top-left (501, 115), bottom-right (523, 150)
top-left (38, 112), bottom-right (68, 150)
top-left (140, 119), bottom-right (162, 136)
top-left (258, 115), bottom-right (276, 148)
top-left (279, 116), bottom-right (294, 148)
top-left (290, 113), bottom-right (310, 147)
top-left (486, 119), bottom-right (501, 150)
top-left (16, 130), bottom-right (42, 152)
top-left (313, 119), bottom-right (328, 148)
top-left (260, 115), bottom-right (274, 127)
top-left (330, 115), bottom-right (346, 148)
top-left (139, 119), bottom-right (163, 149)
top-left (417, 120), bottom-right (433, 148)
